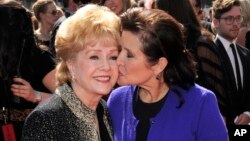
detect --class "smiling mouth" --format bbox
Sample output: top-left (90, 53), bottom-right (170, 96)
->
top-left (95, 76), bottom-right (111, 81)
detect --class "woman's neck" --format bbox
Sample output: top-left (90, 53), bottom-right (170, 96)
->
top-left (36, 23), bottom-right (52, 40)
top-left (139, 82), bottom-right (169, 103)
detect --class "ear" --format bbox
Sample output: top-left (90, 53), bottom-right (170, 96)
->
top-left (212, 17), bottom-right (219, 28)
top-left (66, 60), bottom-right (75, 78)
top-left (152, 57), bottom-right (168, 75)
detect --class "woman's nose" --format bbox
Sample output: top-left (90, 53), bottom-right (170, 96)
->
top-left (102, 59), bottom-right (111, 70)
top-left (116, 53), bottom-right (124, 66)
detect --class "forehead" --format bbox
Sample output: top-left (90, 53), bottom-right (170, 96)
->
top-left (87, 35), bottom-right (119, 47)
top-left (84, 39), bottom-right (119, 52)
top-left (46, 2), bottom-right (56, 8)
top-left (222, 6), bottom-right (241, 16)
top-left (121, 31), bottom-right (141, 48)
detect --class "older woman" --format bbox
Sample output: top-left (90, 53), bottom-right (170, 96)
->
top-left (22, 4), bottom-right (121, 140)
top-left (107, 8), bottom-right (228, 141)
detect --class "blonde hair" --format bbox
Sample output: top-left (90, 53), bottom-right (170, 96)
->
top-left (239, 0), bottom-right (250, 28)
top-left (55, 4), bottom-right (121, 86)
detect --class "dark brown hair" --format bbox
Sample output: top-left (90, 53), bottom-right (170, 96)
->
top-left (212, 0), bottom-right (240, 19)
top-left (121, 7), bottom-right (196, 90)
top-left (155, 0), bottom-right (202, 51)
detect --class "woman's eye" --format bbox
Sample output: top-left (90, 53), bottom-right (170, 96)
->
top-left (110, 56), bottom-right (118, 60)
top-left (126, 52), bottom-right (133, 58)
top-left (89, 56), bottom-right (99, 60)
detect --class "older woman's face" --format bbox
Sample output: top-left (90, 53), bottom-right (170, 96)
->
top-left (67, 41), bottom-right (119, 96)
top-left (117, 31), bottom-right (155, 86)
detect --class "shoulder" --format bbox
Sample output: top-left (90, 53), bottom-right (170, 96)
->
top-left (214, 38), bottom-right (222, 46)
top-left (190, 84), bottom-right (215, 95)
top-left (237, 44), bottom-right (250, 53)
top-left (31, 46), bottom-right (55, 68)
top-left (196, 35), bottom-right (215, 48)
top-left (237, 44), bottom-right (250, 61)
top-left (108, 85), bottom-right (136, 104)
top-left (25, 94), bottom-right (71, 126)
top-left (22, 94), bottom-right (69, 140)
top-left (186, 84), bottom-right (217, 102)
top-left (174, 84), bottom-right (220, 115)
top-left (33, 94), bottom-right (66, 116)
top-left (52, 16), bottom-right (66, 30)
top-left (111, 85), bottom-right (136, 95)
top-left (196, 35), bottom-right (219, 57)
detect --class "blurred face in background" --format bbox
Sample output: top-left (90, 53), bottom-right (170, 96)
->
top-left (41, 2), bottom-right (60, 26)
top-left (104, 0), bottom-right (123, 15)
top-left (189, 0), bottom-right (200, 15)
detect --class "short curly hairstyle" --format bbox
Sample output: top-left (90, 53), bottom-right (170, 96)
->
top-left (55, 4), bottom-right (121, 86)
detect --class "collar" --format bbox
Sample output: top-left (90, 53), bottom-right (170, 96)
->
top-left (216, 34), bottom-right (236, 51)
top-left (55, 83), bottom-right (113, 140)
top-left (56, 83), bottom-right (96, 122)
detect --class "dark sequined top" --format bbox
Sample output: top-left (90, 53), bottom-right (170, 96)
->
top-left (22, 83), bottom-right (113, 141)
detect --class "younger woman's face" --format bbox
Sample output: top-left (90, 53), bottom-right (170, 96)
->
top-left (117, 31), bottom-right (156, 86)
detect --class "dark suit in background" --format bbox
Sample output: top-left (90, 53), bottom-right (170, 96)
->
top-left (215, 38), bottom-right (250, 125)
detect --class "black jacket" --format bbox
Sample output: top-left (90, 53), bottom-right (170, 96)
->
top-left (215, 39), bottom-right (250, 124)
top-left (22, 83), bottom-right (113, 141)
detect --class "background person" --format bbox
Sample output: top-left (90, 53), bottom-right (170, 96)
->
top-left (236, 0), bottom-right (250, 49)
top-left (212, 0), bottom-right (250, 125)
top-left (0, 0), bottom-right (56, 140)
top-left (32, 0), bottom-right (62, 50)
top-left (108, 7), bottom-right (228, 141)
top-left (22, 4), bottom-right (121, 140)
top-left (49, 0), bottom-right (104, 57)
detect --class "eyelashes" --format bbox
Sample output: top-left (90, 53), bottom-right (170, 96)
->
top-left (89, 56), bottom-right (98, 60)
top-left (89, 55), bottom-right (118, 60)
top-left (110, 56), bottom-right (118, 60)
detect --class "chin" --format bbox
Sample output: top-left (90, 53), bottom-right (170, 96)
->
top-left (117, 81), bottom-right (128, 86)
top-left (95, 85), bottom-right (114, 94)
top-left (98, 90), bottom-right (112, 96)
